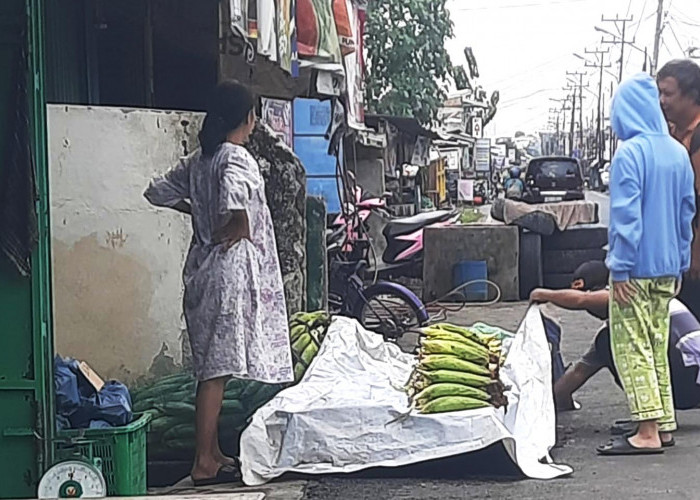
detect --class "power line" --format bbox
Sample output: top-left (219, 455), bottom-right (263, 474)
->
top-left (667, 21), bottom-right (687, 55)
top-left (669, 13), bottom-right (700, 28)
top-left (488, 52), bottom-right (574, 88)
top-left (632, 0), bottom-right (650, 40)
top-left (670, 4), bottom-right (700, 25)
top-left (498, 88), bottom-right (561, 108)
top-left (453, 0), bottom-right (588, 11)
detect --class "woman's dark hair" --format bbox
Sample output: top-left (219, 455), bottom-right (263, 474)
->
top-left (657, 59), bottom-right (700, 105)
top-left (199, 81), bottom-right (256, 156)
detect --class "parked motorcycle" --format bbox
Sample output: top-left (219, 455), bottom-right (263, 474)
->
top-left (329, 184), bottom-right (459, 279)
top-left (326, 227), bottom-right (429, 341)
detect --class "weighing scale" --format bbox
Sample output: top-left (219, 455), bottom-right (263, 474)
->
top-left (37, 460), bottom-right (107, 499)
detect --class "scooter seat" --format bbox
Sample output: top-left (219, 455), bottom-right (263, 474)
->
top-left (383, 210), bottom-right (455, 239)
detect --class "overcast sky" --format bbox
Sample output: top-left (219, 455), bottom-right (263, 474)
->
top-left (445, 0), bottom-right (700, 137)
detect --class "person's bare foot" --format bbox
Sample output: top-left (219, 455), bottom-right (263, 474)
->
top-left (191, 455), bottom-right (222, 482)
top-left (627, 432), bottom-right (661, 449)
top-left (214, 449), bottom-right (237, 467)
top-left (660, 432), bottom-right (674, 445)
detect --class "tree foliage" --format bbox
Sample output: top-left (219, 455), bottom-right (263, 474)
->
top-left (364, 0), bottom-right (456, 124)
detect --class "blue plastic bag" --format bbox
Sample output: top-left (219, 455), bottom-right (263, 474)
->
top-left (54, 356), bottom-right (133, 429)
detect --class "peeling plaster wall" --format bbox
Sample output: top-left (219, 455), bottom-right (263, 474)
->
top-left (48, 106), bottom-right (308, 383)
top-left (48, 105), bottom-right (202, 383)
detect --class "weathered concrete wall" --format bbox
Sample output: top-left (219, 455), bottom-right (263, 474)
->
top-left (48, 106), bottom-right (307, 382)
top-left (423, 225), bottom-right (520, 302)
top-left (48, 105), bottom-right (199, 382)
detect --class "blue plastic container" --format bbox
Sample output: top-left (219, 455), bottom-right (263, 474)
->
top-left (452, 260), bottom-right (488, 302)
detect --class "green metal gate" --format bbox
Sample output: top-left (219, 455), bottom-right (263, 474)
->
top-left (0, 0), bottom-right (54, 498)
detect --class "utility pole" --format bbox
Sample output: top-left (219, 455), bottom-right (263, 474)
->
top-left (550, 98), bottom-right (572, 155)
top-left (563, 85), bottom-right (577, 157)
top-left (567, 71), bottom-right (587, 157)
top-left (600, 14), bottom-right (634, 82)
top-left (585, 48), bottom-right (611, 163)
top-left (548, 108), bottom-right (561, 155)
top-left (652, 0), bottom-right (665, 76)
top-left (570, 90), bottom-right (576, 157)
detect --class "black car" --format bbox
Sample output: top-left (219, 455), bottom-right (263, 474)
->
top-left (522, 156), bottom-right (585, 204)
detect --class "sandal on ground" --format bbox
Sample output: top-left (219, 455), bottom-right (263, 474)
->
top-left (610, 419), bottom-right (637, 436)
top-left (624, 431), bottom-right (675, 448)
top-left (192, 465), bottom-right (242, 487)
top-left (596, 435), bottom-right (664, 456)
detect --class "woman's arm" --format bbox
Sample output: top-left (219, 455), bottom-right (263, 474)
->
top-left (213, 210), bottom-right (250, 248)
top-left (144, 157), bottom-right (191, 209)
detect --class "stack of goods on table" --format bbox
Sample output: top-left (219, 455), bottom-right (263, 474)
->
top-left (406, 323), bottom-right (508, 413)
top-left (131, 311), bottom-right (331, 461)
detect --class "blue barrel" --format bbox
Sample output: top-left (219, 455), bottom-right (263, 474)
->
top-left (452, 260), bottom-right (488, 302)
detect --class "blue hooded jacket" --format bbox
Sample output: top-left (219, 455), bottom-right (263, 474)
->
top-left (606, 73), bottom-right (695, 282)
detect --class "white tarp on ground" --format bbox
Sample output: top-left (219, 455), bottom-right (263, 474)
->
top-left (239, 306), bottom-right (573, 485)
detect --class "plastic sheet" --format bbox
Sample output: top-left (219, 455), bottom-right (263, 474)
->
top-left (239, 306), bottom-right (573, 484)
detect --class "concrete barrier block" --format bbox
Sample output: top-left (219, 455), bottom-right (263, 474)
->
top-left (423, 225), bottom-right (520, 302)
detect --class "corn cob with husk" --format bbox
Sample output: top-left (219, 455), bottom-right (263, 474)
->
top-left (404, 322), bottom-right (509, 414)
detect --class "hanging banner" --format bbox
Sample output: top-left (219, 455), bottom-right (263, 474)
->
top-left (257, 0), bottom-right (277, 61)
top-left (277, 0), bottom-right (299, 75)
top-left (230, 0), bottom-right (249, 36)
top-left (475, 138), bottom-right (491, 172)
top-left (411, 136), bottom-right (431, 167)
top-left (333, 0), bottom-right (355, 56)
top-left (247, 0), bottom-right (259, 38)
top-left (297, 0), bottom-right (342, 63)
top-left (261, 98), bottom-right (293, 148)
top-left (343, 0), bottom-right (364, 130)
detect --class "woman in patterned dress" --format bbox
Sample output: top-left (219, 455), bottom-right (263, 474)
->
top-left (144, 81), bottom-right (292, 485)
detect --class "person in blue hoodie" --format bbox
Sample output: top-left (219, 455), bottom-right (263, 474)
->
top-left (597, 73), bottom-right (696, 456)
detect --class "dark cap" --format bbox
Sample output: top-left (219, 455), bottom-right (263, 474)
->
top-left (572, 260), bottom-right (609, 291)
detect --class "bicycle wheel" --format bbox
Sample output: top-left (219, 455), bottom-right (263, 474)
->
top-left (356, 283), bottom-right (428, 340)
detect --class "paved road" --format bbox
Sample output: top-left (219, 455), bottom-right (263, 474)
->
top-left (298, 304), bottom-right (700, 500)
top-left (586, 190), bottom-right (610, 227)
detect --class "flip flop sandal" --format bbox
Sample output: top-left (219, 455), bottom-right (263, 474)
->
top-left (610, 419), bottom-right (637, 436)
top-left (596, 435), bottom-right (664, 456)
top-left (623, 431), bottom-right (675, 448)
top-left (192, 465), bottom-right (242, 487)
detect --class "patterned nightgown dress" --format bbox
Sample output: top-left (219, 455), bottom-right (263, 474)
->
top-left (145, 143), bottom-right (293, 384)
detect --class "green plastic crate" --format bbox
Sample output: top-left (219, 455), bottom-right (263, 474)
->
top-left (56, 413), bottom-right (151, 496)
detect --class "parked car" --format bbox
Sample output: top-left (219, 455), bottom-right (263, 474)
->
top-left (521, 156), bottom-right (585, 204)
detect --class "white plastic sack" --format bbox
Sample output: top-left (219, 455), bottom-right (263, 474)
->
top-left (239, 306), bottom-right (573, 485)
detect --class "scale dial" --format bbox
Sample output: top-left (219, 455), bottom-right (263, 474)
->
top-left (37, 460), bottom-right (107, 498)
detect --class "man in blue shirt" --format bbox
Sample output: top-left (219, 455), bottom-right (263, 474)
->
top-left (602, 73), bottom-right (695, 455)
